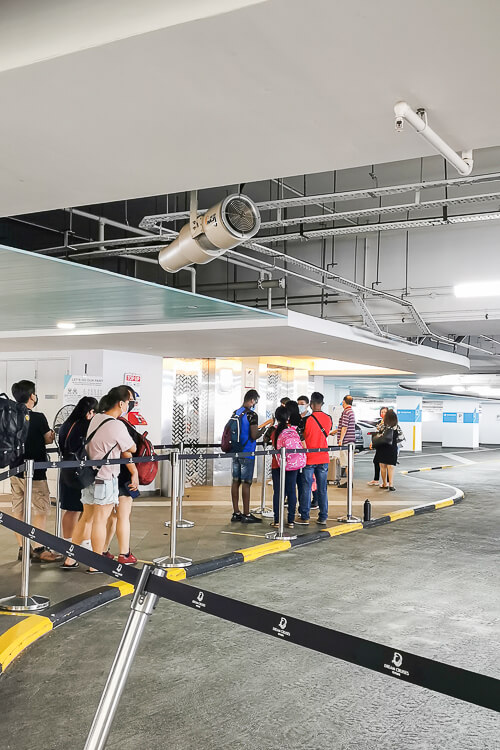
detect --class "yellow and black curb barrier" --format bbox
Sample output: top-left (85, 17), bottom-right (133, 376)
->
top-left (0, 492), bottom-right (463, 673)
top-left (401, 465), bottom-right (455, 474)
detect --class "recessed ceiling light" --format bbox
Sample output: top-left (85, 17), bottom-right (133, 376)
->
top-left (187, 305), bottom-right (198, 309)
top-left (454, 280), bottom-right (500, 298)
top-left (57, 322), bottom-right (75, 330)
top-left (321, 341), bottom-right (328, 344)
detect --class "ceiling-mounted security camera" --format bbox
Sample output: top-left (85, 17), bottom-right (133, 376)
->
top-left (158, 194), bottom-right (261, 272)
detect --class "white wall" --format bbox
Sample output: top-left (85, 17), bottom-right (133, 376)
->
top-left (422, 406), bottom-right (443, 443)
top-left (101, 350), bottom-right (163, 444)
top-left (479, 403), bottom-right (500, 444)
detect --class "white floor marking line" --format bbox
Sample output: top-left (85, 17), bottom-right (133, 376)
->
top-left (441, 453), bottom-right (475, 465)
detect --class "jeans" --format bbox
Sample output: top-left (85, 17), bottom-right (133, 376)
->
top-left (300, 463), bottom-right (329, 522)
top-left (232, 457), bottom-right (255, 484)
top-left (271, 468), bottom-right (298, 523)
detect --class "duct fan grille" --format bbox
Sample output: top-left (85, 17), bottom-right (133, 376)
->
top-left (224, 197), bottom-right (259, 234)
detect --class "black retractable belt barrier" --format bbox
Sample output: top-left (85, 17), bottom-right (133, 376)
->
top-left (0, 493), bottom-right (498, 714)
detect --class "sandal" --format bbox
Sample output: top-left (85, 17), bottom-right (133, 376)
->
top-left (60, 560), bottom-right (79, 570)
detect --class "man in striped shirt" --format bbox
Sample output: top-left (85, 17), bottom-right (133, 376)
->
top-left (332, 395), bottom-right (356, 489)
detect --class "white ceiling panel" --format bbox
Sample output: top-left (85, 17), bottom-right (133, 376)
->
top-left (0, 0), bottom-right (499, 215)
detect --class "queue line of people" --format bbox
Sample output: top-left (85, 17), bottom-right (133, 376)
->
top-left (7, 381), bottom-right (142, 570)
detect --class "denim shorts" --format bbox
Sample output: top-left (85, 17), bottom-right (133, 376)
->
top-left (82, 477), bottom-right (119, 506)
top-left (232, 457), bottom-right (255, 484)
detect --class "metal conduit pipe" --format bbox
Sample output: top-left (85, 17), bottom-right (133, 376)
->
top-left (184, 266), bottom-right (196, 294)
top-left (67, 208), bottom-right (153, 237)
top-left (231, 246), bottom-right (497, 357)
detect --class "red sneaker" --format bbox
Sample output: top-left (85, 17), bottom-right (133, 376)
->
top-left (102, 550), bottom-right (114, 560)
top-left (117, 552), bottom-right (137, 565)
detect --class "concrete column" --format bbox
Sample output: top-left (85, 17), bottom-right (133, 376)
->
top-left (396, 396), bottom-right (422, 452)
top-left (442, 400), bottom-right (479, 448)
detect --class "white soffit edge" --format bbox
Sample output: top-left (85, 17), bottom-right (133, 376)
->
top-left (0, 309), bottom-right (470, 376)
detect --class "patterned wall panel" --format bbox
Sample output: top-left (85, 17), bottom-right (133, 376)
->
top-left (172, 360), bottom-right (209, 485)
top-left (263, 367), bottom-right (283, 479)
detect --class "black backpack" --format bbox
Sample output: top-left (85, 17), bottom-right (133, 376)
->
top-left (61, 417), bottom-right (116, 490)
top-left (0, 393), bottom-right (30, 469)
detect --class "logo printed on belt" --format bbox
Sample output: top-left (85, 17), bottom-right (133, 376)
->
top-left (113, 563), bottom-right (123, 578)
top-left (384, 650), bottom-right (409, 678)
top-left (273, 616), bottom-right (290, 638)
top-left (67, 544), bottom-right (75, 557)
top-left (392, 652), bottom-right (403, 668)
top-left (0, 512), bottom-right (3, 523)
top-left (192, 590), bottom-right (206, 609)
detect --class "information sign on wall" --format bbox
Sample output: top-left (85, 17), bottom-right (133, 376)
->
top-left (63, 375), bottom-right (104, 405)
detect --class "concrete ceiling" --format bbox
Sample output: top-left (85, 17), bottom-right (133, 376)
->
top-left (0, 0), bottom-right (499, 216)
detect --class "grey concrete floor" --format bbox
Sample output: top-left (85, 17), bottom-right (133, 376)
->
top-left (0, 448), bottom-right (457, 605)
top-left (1, 448), bottom-right (499, 749)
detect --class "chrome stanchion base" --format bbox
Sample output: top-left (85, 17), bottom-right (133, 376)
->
top-left (0, 594), bottom-right (50, 612)
top-left (337, 515), bottom-right (362, 524)
top-left (265, 531), bottom-right (297, 541)
top-left (251, 507), bottom-right (274, 519)
top-left (154, 555), bottom-right (192, 568)
top-left (164, 519), bottom-right (195, 528)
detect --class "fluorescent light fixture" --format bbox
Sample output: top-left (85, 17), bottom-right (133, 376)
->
top-left (56, 321), bottom-right (75, 330)
top-left (454, 281), bottom-right (500, 298)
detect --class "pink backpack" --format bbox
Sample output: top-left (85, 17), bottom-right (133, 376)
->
top-left (277, 427), bottom-right (307, 471)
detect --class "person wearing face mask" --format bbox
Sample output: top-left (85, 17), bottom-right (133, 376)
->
top-left (58, 396), bottom-right (98, 548)
top-left (10, 380), bottom-right (62, 563)
top-left (230, 389), bottom-right (265, 524)
top-left (101, 386), bottom-right (141, 565)
top-left (63, 386), bottom-right (137, 573)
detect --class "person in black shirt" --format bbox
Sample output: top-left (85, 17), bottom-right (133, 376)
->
top-left (10, 380), bottom-right (62, 563)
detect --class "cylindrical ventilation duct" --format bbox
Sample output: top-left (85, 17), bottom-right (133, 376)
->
top-left (158, 194), bottom-right (261, 272)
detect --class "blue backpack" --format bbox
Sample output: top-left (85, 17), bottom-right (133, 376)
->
top-left (221, 407), bottom-right (251, 453)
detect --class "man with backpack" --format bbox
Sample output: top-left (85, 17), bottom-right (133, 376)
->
top-left (9, 380), bottom-right (62, 562)
top-left (296, 391), bottom-right (333, 526)
top-left (227, 389), bottom-right (264, 523)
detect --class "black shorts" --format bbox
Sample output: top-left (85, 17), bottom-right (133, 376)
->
top-left (59, 481), bottom-right (83, 512)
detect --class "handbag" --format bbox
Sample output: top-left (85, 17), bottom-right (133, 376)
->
top-left (372, 427), bottom-right (394, 448)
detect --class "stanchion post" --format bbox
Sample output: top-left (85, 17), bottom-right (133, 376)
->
top-left (157, 451), bottom-right (192, 568)
top-left (0, 460), bottom-right (50, 612)
top-left (84, 565), bottom-right (164, 750)
top-left (251, 444), bottom-right (274, 518)
top-left (337, 443), bottom-right (361, 524)
top-left (55, 466), bottom-right (62, 538)
top-left (176, 440), bottom-right (194, 528)
top-left (266, 447), bottom-right (296, 542)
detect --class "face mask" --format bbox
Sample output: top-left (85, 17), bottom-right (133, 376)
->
top-left (120, 402), bottom-right (129, 417)
top-left (298, 404), bottom-right (307, 414)
top-left (128, 400), bottom-right (136, 413)
top-left (32, 395), bottom-right (38, 408)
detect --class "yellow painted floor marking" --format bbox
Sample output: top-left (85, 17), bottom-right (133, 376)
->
top-left (0, 615), bottom-right (52, 671)
top-left (235, 540), bottom-right (291, 562)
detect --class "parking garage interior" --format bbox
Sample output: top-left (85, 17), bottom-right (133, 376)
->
top-left (0, 2), bottom-right (499, 748)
